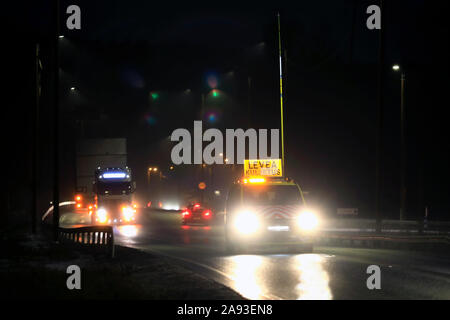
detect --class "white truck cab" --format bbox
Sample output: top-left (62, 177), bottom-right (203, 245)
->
top-left (92, 167), bottom-right (137, 225)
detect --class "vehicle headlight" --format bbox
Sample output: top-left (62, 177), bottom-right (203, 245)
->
top-left (122, 206), bottom-right (135, 222)
top-left (234, 210), bottom-right (260, 234)
top-left (297, 210), bottom-right (319, 231)
top-left (96, 208), bottom-right (108, 223)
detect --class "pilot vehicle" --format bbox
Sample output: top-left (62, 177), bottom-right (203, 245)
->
top-left (224, 173), bottom-right (319, 253)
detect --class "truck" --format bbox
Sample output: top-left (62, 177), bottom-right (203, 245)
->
top-left (75, 138), bottom-right (137, 225)
top-left (92, 167), bottom-right (137, 224)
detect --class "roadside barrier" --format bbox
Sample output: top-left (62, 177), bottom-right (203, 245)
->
top-left (314, 232), bottom-right (450, 251)
top-left (58, 225), bottom-right (115, 258)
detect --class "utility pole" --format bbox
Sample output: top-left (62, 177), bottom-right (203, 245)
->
top-left (32, 43), bottom-right (42, 234)
top-left (349, 0), bottom-right (358, 64)
top-left (200, 94), bottom-right (205, 203)
top-left (375, 0), bottom-right (385, 233)
top-left (247, 76), bottom-right (252, 128)
top-left (147, 167), bottom-right (152, 198)
top-left (400, 72), bottom-right (406, 220)
top-left (52, 0), bottom-right (60, 241)
top-left (277, 13), bottom-right (286, 176)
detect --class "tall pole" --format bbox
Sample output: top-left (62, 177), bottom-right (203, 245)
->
top-left (375, 0), bottom-right (385, 233)
top-left (147, 168), bottom-right (151, 199)
top-left (247, 76), bottom-right (252, 128)
top-left (200, 94), bottom-right (205, 203)
top-left (400, 73), bottom-right (406, 220)
top-left (277, 13), bottom-right (286, 176)
top-left (52, 0), bottom-right (60, 241)
top-left (32, 43), bottom-right (41, 234)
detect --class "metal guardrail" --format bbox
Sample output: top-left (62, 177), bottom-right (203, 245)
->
top-left (42, 201), bottom-right (76, 222)
top-left (58, 225), bottom-right (115, 258)
top-left (313, 232), bottom-right (450, 251)
top-left (41, 201), bottom-right (115, 257)
top-left (318, 218), bottom-right (450, 235)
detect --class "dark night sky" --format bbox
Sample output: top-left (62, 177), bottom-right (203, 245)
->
top-left (3, 1), bottom-right (450, 220)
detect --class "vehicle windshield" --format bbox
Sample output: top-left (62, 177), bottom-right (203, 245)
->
top-left (243, 185), bottom-right (302, 206)
top-left (96, 181), bottom-right (133, 195)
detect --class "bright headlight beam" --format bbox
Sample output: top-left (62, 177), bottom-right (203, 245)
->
top-left (234, 211), bottom-right (260, 234)
top-left (122, 206), bottom-right (135, 221)
top-left (297, 211), bottom-right (319, 231)
top-left (97, 208), bottom-right (108, 223)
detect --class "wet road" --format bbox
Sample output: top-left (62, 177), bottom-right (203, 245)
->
top-left (109, 210), bottom-right (450, 300)
top-left (58, 208), bottom-right (450, 299)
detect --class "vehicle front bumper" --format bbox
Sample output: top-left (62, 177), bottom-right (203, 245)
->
top-left (226, 219), bottom-right (315, 244)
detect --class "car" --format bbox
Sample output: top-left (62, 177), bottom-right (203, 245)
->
top-left (181, 203), bottom-right (213, 225)
top-left (224, 177), bottom-right (319, 253)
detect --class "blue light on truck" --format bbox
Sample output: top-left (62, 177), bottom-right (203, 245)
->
top-left (102, 172), bottom-right (127, 179)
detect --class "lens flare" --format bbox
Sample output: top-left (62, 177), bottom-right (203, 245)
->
top-left (150, 92), bottom-right (159, 100)
top-left (206, 74), bottom-right (218, 89)
top-left (121, 67), bottom-right (145, 88)
top-left (144, 113), bottom-right (157, 125)
top-left (207, 112), bottom-right (217, 123)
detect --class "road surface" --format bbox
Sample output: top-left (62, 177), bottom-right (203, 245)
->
top-left (62, 209), bottom-right (450, 299)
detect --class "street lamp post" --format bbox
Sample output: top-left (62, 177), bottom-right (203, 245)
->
top-left (53, 0), bottom-right (61, 242)
top-left (147, 167), bottom-right (154, 184)
top-left (393, 65), bottom-right (407, 221)
top-left (199, 90), bottom-right (220, 202)
top-left (277, 13), bottom-right (286, 176)
top-left (32, 43), bottom-right (42, 234)
top-left (147, 167), bottom-right (159, 184)
top-left (147, 167), bottom-right (160, 205)
top-left (200, 94), bottom-right (205, 203)
top-left (247, 76), bottom-right (252, 127)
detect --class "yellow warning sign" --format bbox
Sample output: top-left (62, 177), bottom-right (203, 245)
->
top-left (244, 159), bottom-right (283, 177)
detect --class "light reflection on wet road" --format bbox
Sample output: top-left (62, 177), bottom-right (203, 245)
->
top-left (64, 210), bottom-right (450, 300)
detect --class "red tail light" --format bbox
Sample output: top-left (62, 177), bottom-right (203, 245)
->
top-left (194, 203), bottom-right (201, 210)
top-left (182, 210), bottom-right (191, 217)
top-left (203, 210), bottom-right (212, 219)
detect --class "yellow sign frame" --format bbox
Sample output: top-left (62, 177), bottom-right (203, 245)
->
top-left (244, 159), bottom-right (283, 177)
